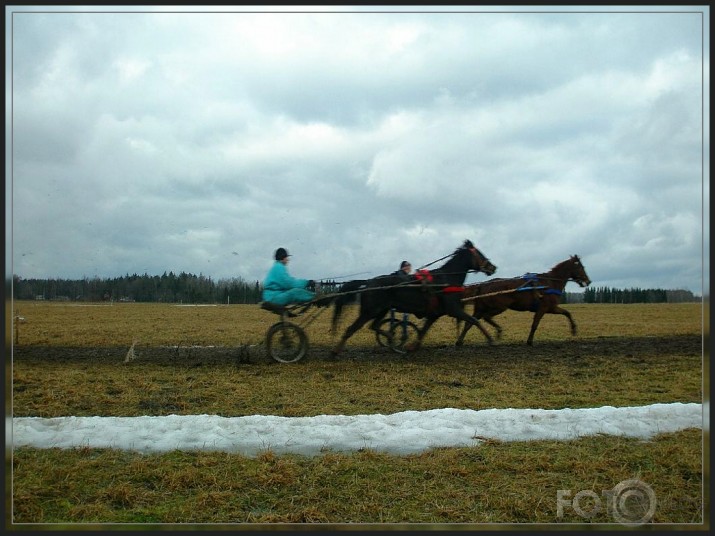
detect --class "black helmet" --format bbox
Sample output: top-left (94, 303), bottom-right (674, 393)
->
top-left (400, 260), bottom-right (411, 269)
top-left (275, 247), bottom-right (290, 260)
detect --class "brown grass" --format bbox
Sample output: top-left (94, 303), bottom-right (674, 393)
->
top-left (10, 301), bottom-right (704, 347)
top-left (11, 430), bottom-right (704, 525)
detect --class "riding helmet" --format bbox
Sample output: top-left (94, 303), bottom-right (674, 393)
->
top-left (275, 247), bottom-right (290, 260)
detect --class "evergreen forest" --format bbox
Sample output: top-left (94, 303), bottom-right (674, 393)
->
top-left (10, 274), bottom-right (700, 304)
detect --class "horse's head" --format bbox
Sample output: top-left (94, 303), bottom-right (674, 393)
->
top-left (463, 240), bottom-right (497, 276)
top-left (568, 255), bottom-right (591, 287)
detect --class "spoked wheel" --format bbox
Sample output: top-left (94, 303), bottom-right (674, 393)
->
top-left (266, 321), bottom-right (308, 363)
top-left (375, 318), bottom-right (421, 354)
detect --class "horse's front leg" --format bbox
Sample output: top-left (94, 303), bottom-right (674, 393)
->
top-left (455, 303), bottom-right (476, 346)
top-left (450, 305), bottom-right (494, 346)
top-left (483, 316), bottom-right (503, 340)
top-left (403, 316), bottom-right (437, 352)
top-left (456, 312), bottom-right (499, 345)
top-left (369, 310), bottom-right (393, 342)
top-left (332, 312), bottom-right (377, 356)
top-left (551, 306), bottom-right (577, 336)
top-left (526, 309), bottom-right (546, 346)
top-left (455, 318), bottom-right (471, 346)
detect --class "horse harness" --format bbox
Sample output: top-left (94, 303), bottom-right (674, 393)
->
top-left (411, 269), bottom-right (466, 311)
top-left (461, 273), bottom-right (567, 309)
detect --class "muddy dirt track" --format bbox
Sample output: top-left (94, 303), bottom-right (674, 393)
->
top-left (12, 334), bottom-right (702, 366)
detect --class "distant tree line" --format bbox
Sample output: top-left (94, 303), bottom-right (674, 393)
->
top-left (11, 275), bottom-right (700, 305)
top-left (580, 286), bottom-right (699, 303)
top-left (12, 273), bottom-right (263, 304)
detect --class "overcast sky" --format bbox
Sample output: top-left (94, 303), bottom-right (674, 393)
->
top-left (6, 6), bottom-right (710, 295)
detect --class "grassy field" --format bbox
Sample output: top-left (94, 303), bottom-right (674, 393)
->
top-left (8, 300), bottom-right (707, 527)
top-left (9, 300), bottom-right (705, 347)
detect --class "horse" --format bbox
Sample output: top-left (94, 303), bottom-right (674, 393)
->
top-left (330, 240), bottom-right (497, 356)
top-left (455, 255), bottom-right (591, 346)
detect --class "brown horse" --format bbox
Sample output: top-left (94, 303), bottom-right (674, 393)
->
top-left (456, 255), bottom-right (591, 346)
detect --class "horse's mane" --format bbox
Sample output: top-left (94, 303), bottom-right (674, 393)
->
top-left (434, 249), bottom-right (467, 274)
top-left (459, 239), bottom-right (474, 254)
top-left (439, 240), bottom-right (475, 267)
top-left (549, 255), bottom-right (580, 272)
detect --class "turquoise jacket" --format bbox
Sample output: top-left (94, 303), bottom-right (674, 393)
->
top-left (262, 261), bottom-right (313, 305)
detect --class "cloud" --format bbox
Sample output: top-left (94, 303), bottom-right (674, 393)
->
top-left (8, 8), bottom-right (708, 295)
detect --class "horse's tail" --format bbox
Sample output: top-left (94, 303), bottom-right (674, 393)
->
top-left (331, 279), bottom-right (366, 333)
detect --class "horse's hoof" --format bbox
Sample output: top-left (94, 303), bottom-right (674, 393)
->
top-left (404, 342), bottom-right (420, 353)
top-left (455, 341), bottom-right (464, 347)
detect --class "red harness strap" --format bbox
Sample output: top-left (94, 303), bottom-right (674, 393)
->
top-left (415, 269), bottom-right (434, 282)
top-left (442, 286), bottom-right (465, 293)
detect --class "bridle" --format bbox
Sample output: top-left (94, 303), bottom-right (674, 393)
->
top-left (468, 246), bottom-right (494, 273)
top-left (569, 256), bottom-right (591, 287)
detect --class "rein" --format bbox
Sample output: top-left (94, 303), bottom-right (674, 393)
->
top-left (461, 286), bottom-right (545, 302)
top-left (316, 271), bottom-right (372, 281)
top-left (417, 247), bottom-right (491, 276)
top-left (416, 252), bottom-right (454, 271)
top-left (293, 281), bottom-right (456, 309)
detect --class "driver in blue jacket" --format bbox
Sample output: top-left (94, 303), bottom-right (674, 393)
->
top-left (262, 247), bottom-right (316, 305)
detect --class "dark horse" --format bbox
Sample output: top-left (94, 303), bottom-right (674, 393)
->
top-left (330, 240), bottom-right (497, 355)
top-left (455, 255), bottom-right (591, 346)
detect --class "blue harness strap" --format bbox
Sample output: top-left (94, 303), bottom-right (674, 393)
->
top-left (517, 274), bottom-right (563, 299)
top-left (518, 273), bottom-right (541, 292)
top-left (529, 288), bottom-right (562, 310)
top-left (544, 289), bottom-right (562, 296)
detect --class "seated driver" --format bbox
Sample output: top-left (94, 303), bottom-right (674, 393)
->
top-left (392, 260), bottom-right (412, 281)
top-left (262, 247), bottom-right (316, 306)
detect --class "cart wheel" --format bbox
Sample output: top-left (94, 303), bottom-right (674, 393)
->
top-left (266, 321), bottom-right (308, 363)
top-left (375, 318), bottom-right (420, 354)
